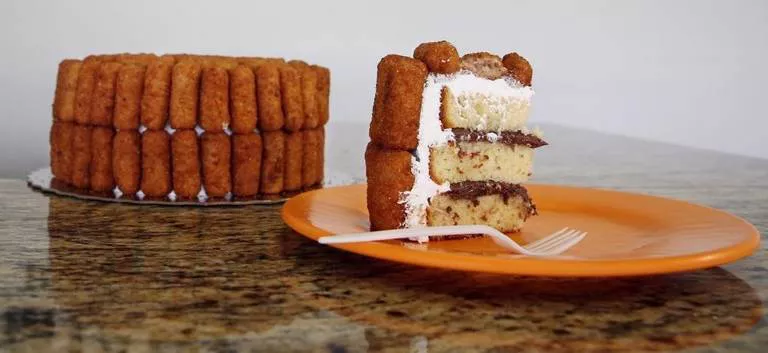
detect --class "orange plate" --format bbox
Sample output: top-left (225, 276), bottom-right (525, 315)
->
top-left (281, 184), bottom-right (760, 277)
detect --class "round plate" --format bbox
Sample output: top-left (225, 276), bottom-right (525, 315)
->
top-left (281, 184), bottom-right (760, 277)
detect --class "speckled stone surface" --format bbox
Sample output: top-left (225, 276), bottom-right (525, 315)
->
top-left (0, 123), bottom-right (767, 352)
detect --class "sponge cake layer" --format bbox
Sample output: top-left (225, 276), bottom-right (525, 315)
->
top-left (430, 141), bottom-right (534, 184)
top-left (427, 181), bottom-right (535, 232)
top-left (440, 86), bottom-right (530, 131)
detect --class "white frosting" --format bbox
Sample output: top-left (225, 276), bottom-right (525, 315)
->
top-left (138, 125), bottom-right (148, 134)
top-left (194, 125), bottom-right (205, 136)
top-left (136, 190), bottom-right (145, 200)
top-left (168, 191), bottom-right (177, 202)
top-left (197, 186), bottom-right (208, 202)
top-left (164, 123), bottom-right (176, 135)
top-left (446, 72), bottom-right (533, 101)
top-left (113, 186), bottom-right (123, 199)
top-left (397, 74), bottom-right (455, 229)
top-left (398, 72), bottom-right (534, 230)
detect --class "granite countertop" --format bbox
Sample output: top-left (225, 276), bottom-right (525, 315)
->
top-left (0, 123), bottom-right (766, 352)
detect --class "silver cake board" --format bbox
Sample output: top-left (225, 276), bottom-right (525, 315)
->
top-left (29, 167), bottom-right (292, 206)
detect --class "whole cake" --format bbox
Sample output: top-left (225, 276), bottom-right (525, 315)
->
top-left (365, 41), bottom-right (546, 236)
top-left (50, 53), bottom-right (330, 201)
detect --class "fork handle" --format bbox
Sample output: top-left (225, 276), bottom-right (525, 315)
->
top-left (318, 225), bottom-right (492, 244)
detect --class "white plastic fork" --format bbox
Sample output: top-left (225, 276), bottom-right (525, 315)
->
top-left (318, 225), bottom-right (587, 257)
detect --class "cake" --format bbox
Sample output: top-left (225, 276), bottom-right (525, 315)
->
top-left (49, 53), bottom-right (330, 201)
top-left (365, 41), bottom-right (546, 237)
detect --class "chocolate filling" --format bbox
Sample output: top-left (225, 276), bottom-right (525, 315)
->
top-left (451, 128), bottom-right (547, 148)
top-left (444, 181), bottom-right (537, 216)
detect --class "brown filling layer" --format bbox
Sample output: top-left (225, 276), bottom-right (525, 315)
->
top-left (451, 128), bottom-right (547, 148)
top-left (443, 181), bottom-right (537, 216)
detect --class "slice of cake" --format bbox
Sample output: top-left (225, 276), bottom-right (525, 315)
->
top-left (366, 41), bottom-right (546, 239)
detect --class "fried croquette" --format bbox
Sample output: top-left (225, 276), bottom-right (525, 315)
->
top-left (171, 129), bottom-right (201, 199)
top-left (200, 67), bottom-right (231, 132)
top-left (50, 121), bottom-right (75, 183)
top-left (74, 58), bottom-right (101, 124)
top-left (112, 130), bottom-right (141, 195)
top-left (53, 60), bottom-right (82, 121)
top-left (90, 62), bottom-right (122, 126)
top-left (413, 41), bottom-right (461, 74)
top-left (71, 125), bottom-right (93, 189)
top-left (232, 133), bottom-right (262, 197)
top-left (279, 64), bottom-right (304, 131)
top-left (365, 142), bottom-right (415, 230)
top-left (90, 127), bottom-right (114, 191)
top-left (502, 52), bottom-right (533, 86)
top-left (201, 132), bottom-right (231, 197)
top-left (170, 60), bottom-right (202, 129)
top-left (256, 63), bottom-right (284, 131)
top-left (230, 65), bottom-right (257, 134)
top-left (283, 131), bottom-right (303, 191)
top-left (141, 130), bottom-right (172, 197)
top-left (369, 55), bottom-right (426, 150)
top-left (114, 64), bottom-right (145, 129)
top-left (141, 58), bottom-right (174, 129)
top-left (260, 130), bottom-right (284, 194)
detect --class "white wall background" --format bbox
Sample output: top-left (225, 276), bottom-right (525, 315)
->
top-left (1, 0), bottom-right (766, 176)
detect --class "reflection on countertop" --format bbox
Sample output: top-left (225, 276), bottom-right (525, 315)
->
top-left (1, 123), bottom-right (767, 352)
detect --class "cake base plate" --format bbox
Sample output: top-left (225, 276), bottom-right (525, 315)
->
top-left (27, 167), bottom-right (296, 206)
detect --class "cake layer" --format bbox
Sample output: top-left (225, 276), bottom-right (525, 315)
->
top-left (427, 182), bottom-right (535, 232)
top-left (430, 140), bottom-right (534, 184)
top-left (441, 86), bottom-right (530, 131)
